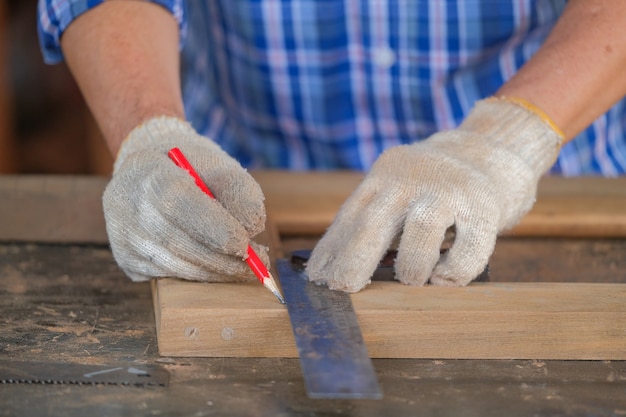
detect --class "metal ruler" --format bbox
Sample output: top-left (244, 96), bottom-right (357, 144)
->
top-left (277, 255), bottom-right (383, 400)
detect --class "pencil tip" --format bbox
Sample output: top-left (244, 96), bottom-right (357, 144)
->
top-left (264, 275), bottom-right (286, 304)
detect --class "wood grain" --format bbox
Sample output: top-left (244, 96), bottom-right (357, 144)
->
top-left (515, 176), bottom-right (626, 237)
top-left (0, 175), bottom-right (109, 243)
top-left (151, 279), bottom-right (626, 359)
top-left (2, 174), bottom-right (626, 242)
top-left (255, 172), bottom-right (626, 237)
top-left (252, 171), bottom-right (364, 235)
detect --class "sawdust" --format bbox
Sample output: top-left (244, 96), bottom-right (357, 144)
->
top-left (45, 325), bottom-right (92, 336)
top-left (72, 356), bottom-right (111, 366)
top-left (36, 305), bottom-right (61, 316)
top-left (121, 329), bottom-right (145, 337)
top-left (41, 322), bottom-right (144, 340)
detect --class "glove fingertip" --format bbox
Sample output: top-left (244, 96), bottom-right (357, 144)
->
top-left (306, 250), bottom-right (377, 293)
top-left (429, 258), bottom-right (488, 287)
top-left (394, 246), bottom-right (440, 287)
top-left (327, 277), bottom-right (371, 293)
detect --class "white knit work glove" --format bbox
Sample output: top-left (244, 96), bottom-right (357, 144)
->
top-left (103, 116), bottom-right (268, 282)
top-left (306, 97), bottom-right (563, 292)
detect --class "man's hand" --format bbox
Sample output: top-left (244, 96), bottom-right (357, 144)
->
top-left (306, 98), bottom-right (563, 292)
top-left (103, 117), bottom-right (268, 282)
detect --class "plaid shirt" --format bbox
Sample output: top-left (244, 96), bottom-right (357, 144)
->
top-left (39, 0), bottom-right (626, 174)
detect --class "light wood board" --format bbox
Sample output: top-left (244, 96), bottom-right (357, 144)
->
top-left (152, 279), bottom-right (626, 360)
top-left (151, 216), bottom-right (626, 360)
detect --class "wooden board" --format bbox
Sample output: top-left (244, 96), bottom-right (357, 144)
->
top-left (152, 279), bottom-right (626, 360)
top-left (2, 175), bottom-right (626, 242)
top-left (515, 176), bottom-right (626, 237)
top-left (151, 206), bottom-right (626, 360)
top-left (0, 175), bottom-right (109, 243)
top-left (255, 172), bottom-right (626, 237)
top-left (253, 171), bottom-right (364, 235)
top-left (151, 217), bottom-right (626, 360)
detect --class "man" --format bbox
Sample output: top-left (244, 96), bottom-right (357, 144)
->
top-left (38, 1), bottom-right (626, 292)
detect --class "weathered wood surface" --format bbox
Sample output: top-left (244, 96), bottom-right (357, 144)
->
top-left (2, 175), bottom-right (626, 242)
top-left (3, 242), bottom-right (625, 416)
top-left (2, 173), bottom-right (626, 415)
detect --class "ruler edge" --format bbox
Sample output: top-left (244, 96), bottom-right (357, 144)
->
top-left (277, 258), bottom-right (383, 399)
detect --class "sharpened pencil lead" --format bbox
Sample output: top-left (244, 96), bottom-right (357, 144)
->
top-left (263, 273), bottom-right (286, 304)
top-left (168, 147), bottom-right (287, 304)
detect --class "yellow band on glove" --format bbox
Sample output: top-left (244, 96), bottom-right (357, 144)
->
top-left (491, 96), bottom-right (565, 140)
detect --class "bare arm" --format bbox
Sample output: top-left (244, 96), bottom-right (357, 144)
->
top-left (497, 0), bottom-right (626, 142)
top-left (61, 1), bottom-right (185, 156)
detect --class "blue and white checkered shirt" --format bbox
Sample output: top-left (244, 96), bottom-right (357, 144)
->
top-left (39, 0), bottom-right (626, 174)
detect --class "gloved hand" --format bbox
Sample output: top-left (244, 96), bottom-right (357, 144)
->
top-left (306, 97), bottom-right (563, 292)
top-left (103, 116), bottom-right (268, 282)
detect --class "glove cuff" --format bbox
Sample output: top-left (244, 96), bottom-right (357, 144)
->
top-left (114, 116), bottom-right (197, 174)
top-left (458, 97), bottom-right (564, 176)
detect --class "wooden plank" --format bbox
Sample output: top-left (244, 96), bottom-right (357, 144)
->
top-left (253, 171), bottom-right (364, 235)
top-left (255, 172), bottom-right (626, 238)
top-left (0, 175), bottom-right (109, 243)
top-left (151, 279), bottom-right (626, 360)
top-left (513, 176), bottom-right (626, 237)
top-left (2, 175), bottom-right (626, 242)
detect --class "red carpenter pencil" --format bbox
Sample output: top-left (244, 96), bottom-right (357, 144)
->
top-left (167, 147), bottom-right (285, 304)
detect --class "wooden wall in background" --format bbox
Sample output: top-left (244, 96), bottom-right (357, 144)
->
top-left (1, 1), bottom-right (113, 176)
top-left (0, 1), bottom-right (16, 173)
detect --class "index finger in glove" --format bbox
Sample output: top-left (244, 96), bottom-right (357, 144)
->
top-left (173, 144), bottom-right (266, 238)
top-left (430, 216), bottom-right (497, 286)
top-left (394, 195), bottom-right (455, 286)
top-left (158, 161), bottom-right (255, 255)
top-left (306, 184), bottom-right (407, 292)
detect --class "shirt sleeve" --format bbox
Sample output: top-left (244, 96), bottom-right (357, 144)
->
top-left (37, 0), bottom-right (186, 64)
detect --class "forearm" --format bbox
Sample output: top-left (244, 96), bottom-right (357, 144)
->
top-left (497, 0), bottom-right (626, 142)
top-left (61, 1), bottom-right (185, 156)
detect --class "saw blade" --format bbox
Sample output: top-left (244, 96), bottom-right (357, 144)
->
top-left (0, 360), bottom-right (169, 386)
top-left (277, 258), bottom-right (382, 400)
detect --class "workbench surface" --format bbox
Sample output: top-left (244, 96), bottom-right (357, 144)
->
top-left (1, 175), bottom-right (626, 417)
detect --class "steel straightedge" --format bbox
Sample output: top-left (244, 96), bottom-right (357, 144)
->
top-left (277, 258), bottom-right (382, 400)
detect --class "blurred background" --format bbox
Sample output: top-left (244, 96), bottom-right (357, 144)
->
top-left (0, 0), bottom-right (113, 175)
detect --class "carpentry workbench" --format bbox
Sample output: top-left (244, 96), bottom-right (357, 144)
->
top-left (1, 174), bottom-right (626, 417)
